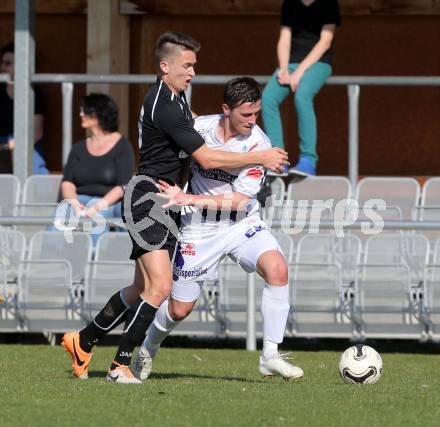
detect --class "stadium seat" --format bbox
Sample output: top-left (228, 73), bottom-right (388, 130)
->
top-left (0, 174), bottom-right (20, 217)
top-left (16, 174), bottom-right (63, 239)
top-left (363, 232), bottom-right (429, 286)
top-left (284, 176), bottom-right (352, 245)
top-left (16, 231), bottom-right (93, 332)
top-left (84, 232), bottom-right (135, 321)
top-left (354, 232), bottom-right (428, 339)
top-left (288, 234), bottom-right (361, 338)
top-left (0, 229), bottom-right (25, 331)
top-left (422, 238), bottom-right (440, 339)
top-left (355, 177), bottom-right (420, 221)
top-left (417, 177), bottom-right (440, 244)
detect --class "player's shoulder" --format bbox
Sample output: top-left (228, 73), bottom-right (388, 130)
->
top-left (249, 125), bottom-right (272, 151)
top-left (194, 114), bottom-right (220, 131)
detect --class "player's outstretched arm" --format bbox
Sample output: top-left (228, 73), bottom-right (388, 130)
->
top-left (191, 144), bottom-right (288, 173)
top-left (156, 180), bottom-right (251, 211)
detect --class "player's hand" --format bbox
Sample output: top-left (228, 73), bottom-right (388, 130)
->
top-left (157, 180), bottom-right (192, 208)
top-left (260, 148), bottom-right (289, 173)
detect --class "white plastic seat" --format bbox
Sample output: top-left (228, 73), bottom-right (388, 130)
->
top-left (355, 177), bottom-right (420, 221)
top-left (16, 231), bottom-right (93, 331)
top-left (0, 174), bottom-right (20, 217)
top-left (288, 234), bottom-right (361, 338)
top-left (0, 229), bottom-right (25, 330)
top-left (84, 232), bottom-right (134, 320)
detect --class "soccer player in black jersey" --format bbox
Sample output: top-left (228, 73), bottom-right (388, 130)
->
top-left (62, 31), bottom-right (289, 383)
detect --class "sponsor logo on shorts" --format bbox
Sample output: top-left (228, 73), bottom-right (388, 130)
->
top-left (245, 224), bottom-right (267, 238)
top-left (173, 266), bottom-right (208, 280)
top-left (173, 242), bottom-right (205, 280)
top-left (181, 243), bottom-right (196, 256)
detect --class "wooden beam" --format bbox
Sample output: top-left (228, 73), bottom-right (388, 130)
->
top-left (120, 0), bottom-right (440, 15)
top-left (87, 0), bottom-right (130, 137)
top-left (0, 0), bottom-right (86, 14)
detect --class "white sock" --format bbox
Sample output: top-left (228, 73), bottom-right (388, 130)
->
top-left (142, 299), bottom-right (180, 352)
top-left (263, 337), bottom-right (278, 359)
top-left (261, 283), bottom-right (289, 357)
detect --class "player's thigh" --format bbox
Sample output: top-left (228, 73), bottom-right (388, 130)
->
top-left (229, 220), bottom-right (284, 276)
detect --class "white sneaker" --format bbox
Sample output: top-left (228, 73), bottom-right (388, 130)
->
top-left (259, 353), bottom-right (304, 380)
top-left (106, 361), bottom-right (142, 384)
top-left (132, 346), bottom-right (156, 381)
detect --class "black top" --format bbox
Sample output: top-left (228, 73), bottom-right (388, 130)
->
top-left (137, 78), bottom-right (205, 184)
top-left (62, 137), bottom-right (135, 198)
top-left (281, 0), bottom-right (341, 65)
top-left (0, 83), bottom-right (44, 139)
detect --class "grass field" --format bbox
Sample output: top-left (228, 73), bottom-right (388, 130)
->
top-left (1, 344), bottom-right (439, 427)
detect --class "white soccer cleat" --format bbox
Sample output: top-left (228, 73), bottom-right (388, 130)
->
top-left (132, 346), bottom-right (156, 381)
top-left (106, 361), bottom-right (142, 384)
top-left (259, 353), bottom-right (304, 380)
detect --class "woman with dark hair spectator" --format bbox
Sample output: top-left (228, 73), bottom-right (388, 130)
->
top-left (0, 42), bottom-right (48, 174)
top-left (58, 93), bottom-right (135, 242)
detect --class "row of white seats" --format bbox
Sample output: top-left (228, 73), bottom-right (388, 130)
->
top-left (220, 232), bottom-right (440, 341)
top-left (3, 174), bottom-right (440, 221)
top-left (0, 174), bottom-right (62, 217)
top-left (2, 229), bottom-right (440, 340)
top-left (266, 176), bottom-right (440, 221)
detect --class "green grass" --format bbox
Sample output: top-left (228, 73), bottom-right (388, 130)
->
top-left (1, 345), bottom-right (439, 427)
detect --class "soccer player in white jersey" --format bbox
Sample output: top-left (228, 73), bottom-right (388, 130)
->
top-left (132, 77), bottom-right (303, 380)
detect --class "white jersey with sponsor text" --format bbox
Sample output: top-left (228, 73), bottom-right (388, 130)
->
top-left (181, 114), bottom-right (271, 231)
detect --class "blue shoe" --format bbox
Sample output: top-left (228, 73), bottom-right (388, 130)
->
top-left (289, 157), bottom-right (316, 177)
top-left (267, 164), bottom-right (289, 177)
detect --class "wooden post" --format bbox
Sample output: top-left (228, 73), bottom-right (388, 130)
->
top-left (87, 0), bottom-right (130, 137)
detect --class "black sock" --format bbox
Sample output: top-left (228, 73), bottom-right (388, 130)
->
top-left (112, 297), bottom-right (157, 367)
top-left (79, 290), bottom-right (129, 352)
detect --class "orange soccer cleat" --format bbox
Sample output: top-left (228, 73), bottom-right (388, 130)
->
top-left (61, 331), bottom-right (93, 379)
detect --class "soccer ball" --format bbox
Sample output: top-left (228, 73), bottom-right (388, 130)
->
top-left (339, 345), bottom-right (383, 384)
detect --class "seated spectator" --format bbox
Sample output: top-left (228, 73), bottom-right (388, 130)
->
top-left (0, 42), bottom-right (48, 174)
top-left (56, 93), bottom-right (135, 243)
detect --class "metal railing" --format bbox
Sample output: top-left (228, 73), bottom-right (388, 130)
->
top-left (25, 73), bottom-right (440, 189)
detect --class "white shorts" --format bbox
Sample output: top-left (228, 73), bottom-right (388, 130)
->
top-left (171, 216), bottom-right (282, 302)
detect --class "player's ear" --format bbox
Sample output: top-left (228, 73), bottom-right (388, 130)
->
top-left (222, 103), bottom-right (231, 116)
top-left (159, 60), bottom-right (169, 75)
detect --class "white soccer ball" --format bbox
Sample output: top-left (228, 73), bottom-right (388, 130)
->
top-left (339, 345), bottom-right (383, 384)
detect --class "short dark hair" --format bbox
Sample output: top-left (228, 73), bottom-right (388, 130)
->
top-left (155, 31), bottom-right (201, 72)
top-left (81, 93), bottom-right (119, 132)
top-left (1, 42), bottom-right (14, 57)
top-left (223, 77), bottom-right (261, 109)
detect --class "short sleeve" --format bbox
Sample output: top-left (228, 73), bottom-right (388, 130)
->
top-left (233, 165), bottom-right (265, 198)
top-left (115, 139), bottom-right (135, 186)
top-left (280, 0), bottom-right (293, 27)
top-left (155, 102), bottom-right (205, 155)
top-left (232, 134), bottom-right (270, 198)
top-left (322, 0), bottom-right (341, 26)
top-left (62, 145), bottom-right (77, 184)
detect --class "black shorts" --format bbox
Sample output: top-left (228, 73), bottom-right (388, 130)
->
top-left (122, 177), bottom-right (180, 260)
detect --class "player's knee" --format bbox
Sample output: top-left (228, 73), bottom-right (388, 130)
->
top-left (264, 259), bottom-right (288, 285)
top-left (146, 282), bottom-right (172, 303)
top-left (168, 303), bottom-right (192, 321)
